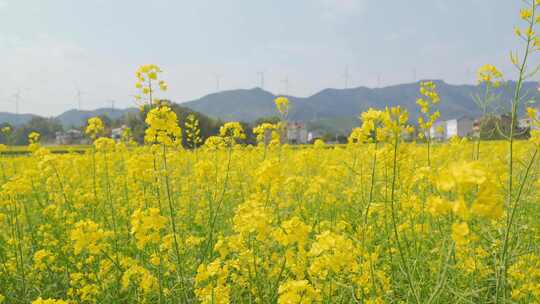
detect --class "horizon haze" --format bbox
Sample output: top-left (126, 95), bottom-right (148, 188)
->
top-left (0, 0), bottom-right (534, 116)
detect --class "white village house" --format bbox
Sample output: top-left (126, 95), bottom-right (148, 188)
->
top-left (111, 125), bottom-right (128, 141)
top-left (519, 107), bottom-right (540, 130)
top-left (286, 122), bottom-right (308, 144)
top-left (429, 117), bottom-right (474, 140)
top-left (261, 122), bottom-right (309, 145)
top-left (430, 121), bottom-right (447, 141)
top-left (55, 129), bottom-right (87, 145)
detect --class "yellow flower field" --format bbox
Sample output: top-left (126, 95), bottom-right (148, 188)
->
top-left (3, 1), bottom-right (540, 303)
top-left (1, 132), bottom-right (540, 303)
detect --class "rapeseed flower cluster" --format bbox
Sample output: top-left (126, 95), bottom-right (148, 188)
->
top-left (416, 81), bottom-right (441, 140)
top-left (135, 64), bottom-right (168, 107)
top-left (274, 96), bottom-right (289, 117)
top-left (477, 64), bottom-right (504, 87)
top-left (144, 105), bottom-right (182, 146)
top-left (85, 117), bottom-right (104, 139)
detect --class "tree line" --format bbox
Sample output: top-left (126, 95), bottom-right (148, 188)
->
top-left (0, 103), bottom-right (285, 146)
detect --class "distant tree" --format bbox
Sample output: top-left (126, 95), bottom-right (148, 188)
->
top-left (123, 102), bottom-right (223, 146)
top-left (125, 112), bottom-right (146, 144)
top-left (168, 103), bottom-right (222, 146)
top-left (478, 114), bottom-right (526, 140)
top-left (13, 117), bottom-right (63, 145)
top-left (0, 123), bottom-right (14, 145)
top-left (321, 132), bottom-right (343, 143)
top-left (253, 116), bottom-right (280, 126)
top-left (239, 121), bottom-right (256, 145)
top-left (98, 114), bottom-right (113, 128)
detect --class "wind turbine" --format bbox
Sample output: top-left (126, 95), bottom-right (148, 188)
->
top-left (343, 66), bottom-right (351, 89)
top-left (12, 90), bottom-right (21, 114)
top-left (215, 74), bottom-right (222, 92)
top-left (11, 88), bottom-right (30, 114)
top-left (281, 76), bottom-right (289, 95)
top-left (257, 71), bottom-right (265, 89)
top-left (466, 67), bottom-right (472, 83)
top-left (108, 99), bottom-right (116, 111)
top-left (75, 88), bottom-right (86, 111)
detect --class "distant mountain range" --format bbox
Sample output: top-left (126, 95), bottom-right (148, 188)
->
top-left (0, 112), bottom-right (38, 126)
top-left (184, 80), bottom-right (540, 121)
top-left (183, 80), bottom-right (540, 132)
top-left (0, 108), bottom-right (138, 128)
top-left (55, 108), bottom-right (138, 127)
top-left (2, 80), bottom-right (539, 133)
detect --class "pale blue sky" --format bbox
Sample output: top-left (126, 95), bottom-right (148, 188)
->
top-left (0, 0), bottom-right (529, 116)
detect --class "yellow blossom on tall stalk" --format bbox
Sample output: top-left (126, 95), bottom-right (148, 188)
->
top-left (28, 131), bottom-right (41, 152)
top-left (473, 64), bottom-right (503, 159)
top-left (28, 131), bottom-right (40, 143)
top-left (274, 96), bottom-right (289, 118)
top-left (70, 220), bottom-right (112, 255)
top-left (219, 122), bottom-right (246, 146)
top-left (349, 108), bottom-right (385, 143)
top-left (135, 64), bottom-right (168, 108)
top-left (185, 114), bottom-right (203, 149)
top-left (416, 81), bottom-right (440, 132)
top-left (380, 105), bottom-right (411, 141)
top-left (477, 64), bottom-right (503, 88)
top-left (496, 0), bottom-right (540, 300)
top-left (130, 208), bottom-right (167, 249)
top-left (416, 81), bottom-right (441, 165)
top-left (93, 137), bottom-right (116, 152)
top-left (203, 135), bottom-right (225, 150)
top-left (144, 105), bottom-right (182, 146)
top-left (253, 122), bottom-right (279, 146)
top-left (85, 117), bottom-right (104, 139)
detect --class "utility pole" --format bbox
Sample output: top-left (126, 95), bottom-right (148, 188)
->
top-left (109, 99), bottom-right (116, 111)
